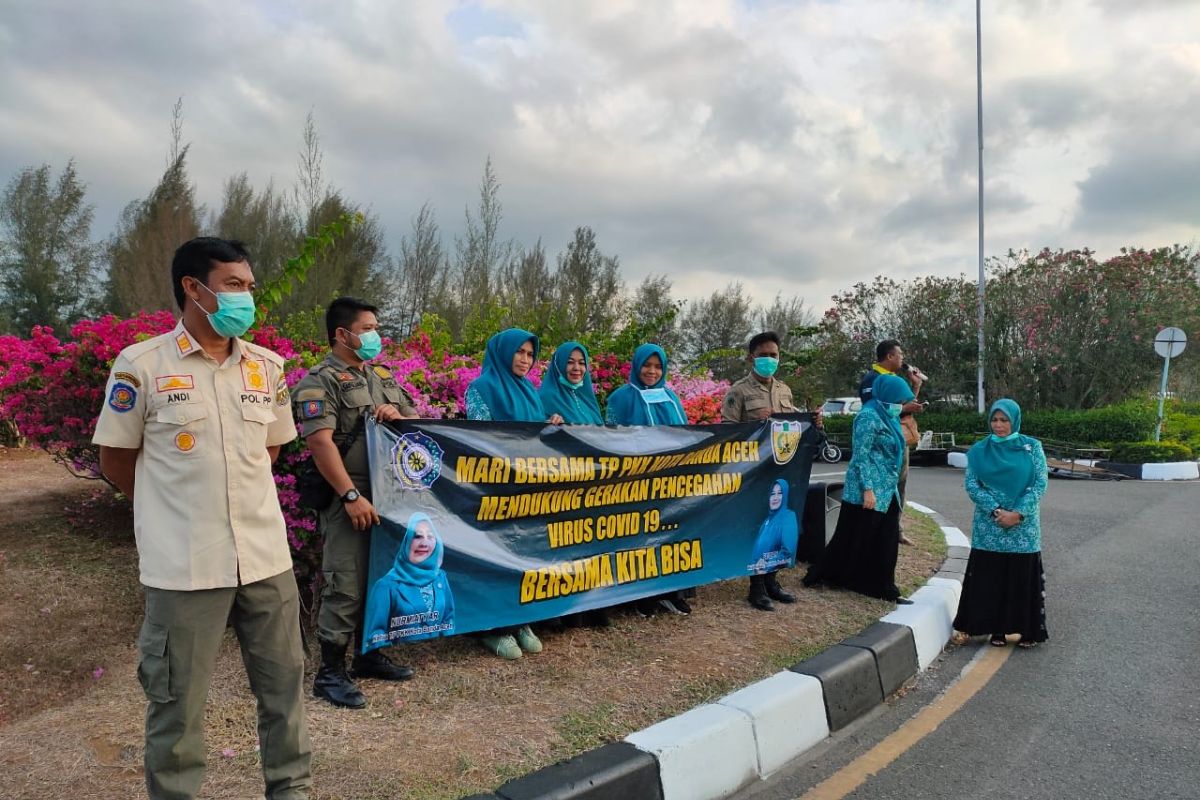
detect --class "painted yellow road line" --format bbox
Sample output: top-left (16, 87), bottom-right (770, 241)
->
top-left (798, 643), bottom-right (1012, 800)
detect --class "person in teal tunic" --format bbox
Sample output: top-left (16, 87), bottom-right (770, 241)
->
top-left (803, 374), bottom-right (915, 602)
top-left (953, 398), bottom-right (1049, 648)
top-left (465, 328), bottom-right (560, 658)
top-left (465, 328), bottom-right (560, 423)
top-left (363, 513), bottom-right (455, 650)
top-left (605, 343), bottom-right (687, 426)
top-left (539, 341), bottom-right (604, 425)
top-left (750, 479), bottom-right (800, 573)
top-left (606, 343), bottom-right (692, 616)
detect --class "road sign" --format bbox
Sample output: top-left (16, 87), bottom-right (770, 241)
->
top-left (1154, 327), bottom-right (1187, 359)
top-left (1153, 327), bottom-right (1187, 442)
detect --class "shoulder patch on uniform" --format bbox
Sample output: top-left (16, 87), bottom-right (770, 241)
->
top-left (299, 399), bottom-right (326, 419)
top-left (242, 340), bottom-right (285, 366)
top-left (294, 387), bottom-right (326, 402)
top-left (113, 371), bottom-right (141, 388)
top-left (373, 365), bottom-right (393, 379)
top-left (275, 381), bottom-right (290, 407)
top-left (108, 382), bottom-right (137, 413)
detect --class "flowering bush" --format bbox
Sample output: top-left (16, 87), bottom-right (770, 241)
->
top-left (0, 312), bottom-right (732, 582)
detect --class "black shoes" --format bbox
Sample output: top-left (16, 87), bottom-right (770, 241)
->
top-left (351, 648), bottom-right (416, 681)
top-left (764, 573), bottom-right (797, 604)
top-left (313, 640), bottom-right (367, 709)
top-left (748, 575), bottom-right (774, 612)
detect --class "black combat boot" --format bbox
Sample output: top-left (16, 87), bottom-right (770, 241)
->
top-left (764, 572), bottom-right (797, 604)
top-left (748, 575), bottom-right (774, 611)
top-left (313, 639), bottom-right (367, 709)
top-left (351, 648), bottom-right (415, 682)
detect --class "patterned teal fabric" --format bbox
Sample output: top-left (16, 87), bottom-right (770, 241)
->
top-left (964, 438), bottom-right (1047, 553)
top-left (465, 386), bottom-right (491, 421)
top-left (842, 409), bottom-right (905, 512)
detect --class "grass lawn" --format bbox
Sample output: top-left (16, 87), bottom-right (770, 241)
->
top-left (0, 447), bottom-right (945, 800)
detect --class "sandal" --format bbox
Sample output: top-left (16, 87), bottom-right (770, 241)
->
top-left (1017, 640), bottom-right (1038, 649)
top-left (989, 634), bottom-right (1007, 647)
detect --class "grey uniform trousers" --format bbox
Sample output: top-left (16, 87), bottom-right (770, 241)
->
top-left (138, 570), bottom-right (312, 800)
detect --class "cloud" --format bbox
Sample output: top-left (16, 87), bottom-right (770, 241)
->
top-left (1, 0), bottom-right (1198, 316)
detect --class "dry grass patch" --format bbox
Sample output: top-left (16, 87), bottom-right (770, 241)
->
top-left (0, 449), bottom-right (945, 800)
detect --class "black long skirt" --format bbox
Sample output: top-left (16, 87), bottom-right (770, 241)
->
top-left (803, 498), bottom-right (902, 601)
top-left (953, 549), bottom-right (1049, 643)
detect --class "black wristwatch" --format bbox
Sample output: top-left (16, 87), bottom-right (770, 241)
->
top-left (339, 489), bottom-right (361, 504)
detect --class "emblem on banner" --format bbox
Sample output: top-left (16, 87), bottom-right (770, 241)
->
top-left (391, 431), bottom-right (443, 490)
top-left (771, 420), bottom-right (801, 465)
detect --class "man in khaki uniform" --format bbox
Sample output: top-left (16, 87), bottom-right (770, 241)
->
top-left (94, 238), bottom-right (310, 800)
top-left (722, 330), bottom-right (821, 611)
top-left (293, 297), bottom-right (419, 709)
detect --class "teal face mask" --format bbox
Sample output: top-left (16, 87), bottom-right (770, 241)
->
top-left (348, 329), bottom-right (383, 361)
top-left (753, 356), bottom-right (779, 378)
top-left (558, 374), bottom-right (585, 390)
top-left (886, 402), bottom-right (903, 418)
top-left (990, 431), bottom-right (1021, 443)
top-left (195, 282), bottom-right (256, 338)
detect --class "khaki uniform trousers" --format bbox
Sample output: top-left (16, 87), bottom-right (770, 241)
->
top-left (316, 500), bottom-right (371, 650)
top-left (138, 570), bottom-right (312, 800)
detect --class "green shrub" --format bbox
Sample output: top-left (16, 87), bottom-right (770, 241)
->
top-left (1107, 440), bottom-right (1194, 463)
top-left (1162, 412), bottom-right (1200, 444)
top-left (822, 400), bottom-right (1160, 449)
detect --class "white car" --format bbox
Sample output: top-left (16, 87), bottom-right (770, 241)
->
top-left (821, 396), bottom-right (862, 415)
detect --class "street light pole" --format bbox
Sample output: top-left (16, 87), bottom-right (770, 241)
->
top-left (975, 0), bottom-right (986, 414)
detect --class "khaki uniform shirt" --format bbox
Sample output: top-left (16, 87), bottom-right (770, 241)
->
top-left (721, 373), bottom-right (800, 423)
top-left (92, 321), bottom-right (297, 591)
top-left (292, 355), bottom-right (417, 492)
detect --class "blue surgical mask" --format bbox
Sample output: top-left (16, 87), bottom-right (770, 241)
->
top-left (639, 387), bottom-right (671, 404)
top-left (194, 282), bottom-right (256, 338)
top-left (348, 329), bottom-right (383, 361)
top-left (753, 356), bottom-right (779, 378)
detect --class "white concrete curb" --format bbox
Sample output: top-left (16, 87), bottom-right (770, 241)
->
top-left (622, 501), bottom-right (966, 800)
top-left (625, 703), bottom-right (759, 800)
top-left (717, 671), bottom-right (829, 778)
top-left (1141, 461), bottom-right (1199, 480)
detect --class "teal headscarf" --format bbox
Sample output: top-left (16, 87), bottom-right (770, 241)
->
top-left (605, 343), bottom-right (687, 426)
top-left (539, 342), bottom-right (603, 425)
top-left (967, 399), bottom-right (1037, 507)
top-left (467, 328), bottom-right (547, 422)
top-left (866, 374), bottom-right (914, 469)
top-left (386, 512), bottom-right (444, 584)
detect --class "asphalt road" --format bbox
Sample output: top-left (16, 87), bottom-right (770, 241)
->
top-left (738, 466), bottom-right (1200, 800)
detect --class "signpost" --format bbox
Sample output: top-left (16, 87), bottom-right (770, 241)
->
top-left (1153, 327), bottom-right (1187, 442)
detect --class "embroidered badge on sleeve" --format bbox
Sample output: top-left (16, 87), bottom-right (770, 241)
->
top-left (108, 382), bottom-right (137, 413)
top-left (300, 399), bottom-right (325, 419)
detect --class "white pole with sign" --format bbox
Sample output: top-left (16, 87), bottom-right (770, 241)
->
top-left (1154, 327), bottom-right (1187, 442)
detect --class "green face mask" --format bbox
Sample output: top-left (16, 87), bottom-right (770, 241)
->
top-left (886, 402), bottom-right (904, 418)
top-left (348, 329), bottom-right (383, 361)
top-left (195, 282), bottom-right (256, 338)
top-left (753, 356), bottom-right (779, 378)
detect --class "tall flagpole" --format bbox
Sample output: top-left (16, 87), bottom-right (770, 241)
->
top-left (975, 0), bottom-right (986, 414)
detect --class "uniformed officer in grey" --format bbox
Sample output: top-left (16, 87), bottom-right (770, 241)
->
top-left (95, 238), bottom-right (311, 800)
top-left (293, 297), bottom-right (419, 709)
top-left (721, 330), bottom-right (821, 612)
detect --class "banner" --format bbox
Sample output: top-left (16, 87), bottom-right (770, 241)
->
top-left (361, 415), bottom-right (818, 652)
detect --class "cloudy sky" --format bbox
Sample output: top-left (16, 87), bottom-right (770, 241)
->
top-left (2, 0), bottom-right (1197, 314)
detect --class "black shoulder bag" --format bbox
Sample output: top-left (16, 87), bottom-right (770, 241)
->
top-left (296, 419), bottom-right (364, 511)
